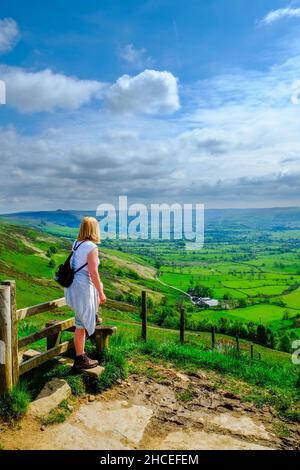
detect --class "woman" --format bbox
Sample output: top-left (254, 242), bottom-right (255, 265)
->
top-left (65, 216), bottom-right (106, 369)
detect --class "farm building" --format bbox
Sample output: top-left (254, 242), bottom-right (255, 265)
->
top-left (192, 296), bottom-right (219, 308)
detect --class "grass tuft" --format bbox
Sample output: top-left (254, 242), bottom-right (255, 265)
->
top-left (41, 400), bottom-right (71, 426)
top-left (0, 383), bottom-right (30, 422)
top-left (96, 349), bottom-right (128, 392)
top-left (44, 364), bottom-right (86, 395)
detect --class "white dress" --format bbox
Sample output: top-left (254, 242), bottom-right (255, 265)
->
top-left (64, 240), bottom-right (99, 336)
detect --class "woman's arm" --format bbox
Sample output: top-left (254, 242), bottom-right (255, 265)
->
top-left (87, 248), bottom-right (106, 304)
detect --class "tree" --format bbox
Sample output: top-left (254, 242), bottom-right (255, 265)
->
top-left (48, 259), bottom-right (56, 269)
top-left (190, 285), bottom-right (214, 298)
top-left (279, 333), bottom-right (291, 353)
top-left (238, 298), bottom-right (247, 308)
top-left (266, 328), bottom-right (276, 349)
top-left (282, 310), bottom-right (290, 321)
top-left (256, 324), bottom-right (268, 346)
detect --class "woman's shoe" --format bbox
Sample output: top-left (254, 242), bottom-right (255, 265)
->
top-left (73, 353), bottom-right (98, 370)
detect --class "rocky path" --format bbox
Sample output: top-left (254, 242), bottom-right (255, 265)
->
top-left (1, 365), bottom-right (299, 450)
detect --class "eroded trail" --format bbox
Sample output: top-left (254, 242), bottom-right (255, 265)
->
top-left (1, 365), bottom-right (299, 450)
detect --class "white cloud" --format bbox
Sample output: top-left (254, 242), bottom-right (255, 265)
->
top-left (260, 7), bottom-right (300, 25)
top-left (0, 66), bottom-right (104, 112)
top-left (106, 69), bottom-right (180, 115)
top-left (1, 40), bottom-right (300, 209)
top-left (118, 43), bottom-right (154, 68)
top-left (0, 18), bottom-right (19, 53)
top-left (0, 66), bottom-right (180, 115)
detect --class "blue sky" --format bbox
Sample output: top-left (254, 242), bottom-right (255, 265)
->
top-left (0, 0), bottom-right (300, 211)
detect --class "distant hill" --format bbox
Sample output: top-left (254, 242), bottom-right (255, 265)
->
top-left (1, 207), bottom-right (300, 231)
top-left (0, 220), bottom-right (165, 309)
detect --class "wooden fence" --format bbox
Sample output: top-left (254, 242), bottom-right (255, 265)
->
top-left (0, 282), bottom-right (262, 396)
top-left (0, 280), bottom-right (115, 396)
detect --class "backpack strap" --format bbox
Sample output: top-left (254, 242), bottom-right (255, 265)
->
top-left (73, 240), bottom-right (86, 251)
top-left (74, 262), bottom-right (88, 274)
top-left (72, 240), bottom-right (88, 274)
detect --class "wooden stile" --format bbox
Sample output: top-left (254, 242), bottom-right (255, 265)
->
top-left (0, 284), bottom-right (13, 395)
top-left (2, 280), bottom-right (18, 385)
top-left (18, 318), bottom-right (75, 349)
top-left (16, 297), bottom-right (66, 320)
top-left (19, 339), bottom-right (74, 376)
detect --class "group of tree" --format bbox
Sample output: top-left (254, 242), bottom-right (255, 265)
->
top-left (148, 305), bottom-right (296, 353)
top-left (46, 245), bottom-right (57, 269)
top-left (188, 285), bottom-right (214, 298)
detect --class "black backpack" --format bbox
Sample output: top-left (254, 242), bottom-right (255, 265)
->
top-left (55, 241), bottom-right (88, 288)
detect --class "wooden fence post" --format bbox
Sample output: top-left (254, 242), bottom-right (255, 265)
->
top-left (141, 291), bottom-right (147, 341)
top-left (2, 280), bottom-right (18, 385)
top-left (180, 306), bottom-right (185, 344)
top-left (0, 283), bottom-right (13, 395)
top-left (236, 334), bottom-right (240, 353)
top-left (46, 320), bottom-right (61, 349)
top-left (211, 326), bottom-right (215, 350)
top-left (250, 344), bottom-right (254, 360)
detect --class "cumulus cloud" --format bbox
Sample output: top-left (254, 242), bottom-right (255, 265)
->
top-left (0, 66), bottom-right (180, 115)
top-left (0, 66), bottom-right (104, 112)
top-left (106, 69), bottom-right (180, 115)
top-left (0, 18), bottom-right (19, 53)
top-left (260, 7), bottom-right (300, 25)
top-left (118, 43), bottom-right (154, 68)
top-left (1, 39), bottom-right (300, 209)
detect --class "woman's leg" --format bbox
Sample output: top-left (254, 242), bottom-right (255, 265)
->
top-left (74, 327), bottom-right (85, 356)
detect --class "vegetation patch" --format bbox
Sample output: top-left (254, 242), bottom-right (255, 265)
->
top-left (96, 349), bottom-right (128, 392)
top-left (40, 400), bottom-right (71, 426)
top-left (44, 364), bottom-right (86, 396)
top-left (0, 384), bottom-right (30, 423)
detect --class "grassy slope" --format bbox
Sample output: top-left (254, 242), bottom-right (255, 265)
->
top-left (0, 220), bottom-right (299, 419)
top-left (0, 220), bottom-right (293, 364)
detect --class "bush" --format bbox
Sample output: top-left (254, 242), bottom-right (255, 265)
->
top-left (0, 383), bottom-right (30, 422)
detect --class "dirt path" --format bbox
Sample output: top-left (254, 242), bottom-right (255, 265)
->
top-left (104, 253), bottom-right (157, 280)
top-left (155, 275), bottom-right (191, 299)
top-left (19, 235), bottom-right (48, 259)
top-left (1, 365), bottom-right (299, 450)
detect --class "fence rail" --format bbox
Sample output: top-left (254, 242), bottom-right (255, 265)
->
top-left (0, 280), bottom-right (116, 396)
top-left (0, 280), bottom-right (261, 397)
top-left (16, 297), bottom-right (66, 320)
top-left (18, 317), bottom-right (75, 349)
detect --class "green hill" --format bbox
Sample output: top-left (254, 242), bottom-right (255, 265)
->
top-left (0, 220), bottom-right (299, 423)
top-left (0, 219), bottom-right (295, 367)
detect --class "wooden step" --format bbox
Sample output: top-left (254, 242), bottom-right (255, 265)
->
top-left (58, 356), bottom-right (105, 379)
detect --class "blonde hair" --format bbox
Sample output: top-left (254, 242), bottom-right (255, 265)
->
top-left (77, 217), bottom-right (100, 243)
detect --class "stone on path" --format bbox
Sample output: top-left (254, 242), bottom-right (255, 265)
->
top-left (47, 400), bottom-right (153, 450)
top-left (176, 372), bottom-right (190, 382)
top-left (156, 430), bottom-right (273, 451)
top-left (211, 413), bottom-right (271, 440)
top-left (29, 378), bottom-right (71, 417)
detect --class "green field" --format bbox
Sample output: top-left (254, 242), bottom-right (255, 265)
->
top-left (1, 214), bottom-right (300, 364)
